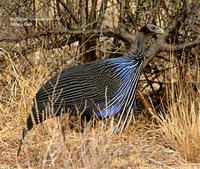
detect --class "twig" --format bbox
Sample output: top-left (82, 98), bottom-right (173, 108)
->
top-left (138, 91), bottom-right (162, 124)
top-left (97, 0), bottom-right (109, 28)
top-left (161, 37), bottom-right (200, 51)
top-left (185, 0), bottom-right (200, 34)
top-left (146, 157), bottom-right (175, 169)
top-left (57, 0), bottom-right (79, 24)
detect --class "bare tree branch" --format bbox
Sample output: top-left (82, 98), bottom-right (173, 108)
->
top-left (89, 0), bottom-right (98, 26)
top-left (143, 1), bottom-right (199, 69)
top-left (0, 28), bottom-right (135, 44)
top-left (143, 13), bottom-right (188, 68)
top-left (185, 0), bottom-right (200, 34)
top-left (162, 37), bottom-right (200, 51)
top-left (57, 0), bottom-right (79, 24)
top-left (97, 0), bottom-right (109, 27)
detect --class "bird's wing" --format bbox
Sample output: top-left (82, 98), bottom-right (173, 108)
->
top-left (35, 60), bottom-right (121, 107)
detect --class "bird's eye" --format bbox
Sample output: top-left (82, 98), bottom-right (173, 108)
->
top-left (150, 25), bottom-right (156, 31)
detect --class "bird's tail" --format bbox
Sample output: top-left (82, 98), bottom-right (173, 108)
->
top-left (17, 127), bottom-right (28, 157)
top-left (17, 104), bottom-right (45, 156)
top-left (17, 101), bottom-right (63, 156)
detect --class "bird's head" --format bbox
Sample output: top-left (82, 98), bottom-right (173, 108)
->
top-left (130, 24), bottom-right (165, 55)
top-left (139, 24), bottom-right (165, 36)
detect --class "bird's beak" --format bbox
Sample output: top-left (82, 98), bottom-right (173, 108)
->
top-left (156, 27), bottom-right (165, 34)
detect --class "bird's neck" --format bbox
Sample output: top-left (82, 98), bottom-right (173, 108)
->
top-left (129, 32), bottom-right (149, 57)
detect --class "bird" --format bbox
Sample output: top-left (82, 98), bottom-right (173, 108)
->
top-left (17, 24), bottom-right (164, 156)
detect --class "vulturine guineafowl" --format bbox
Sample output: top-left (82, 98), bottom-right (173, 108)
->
top-left (17, 24), bottom-right (164, 156)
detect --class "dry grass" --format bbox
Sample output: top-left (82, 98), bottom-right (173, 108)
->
top-left (0, 48), bottom-right (200, 169)
top-left (158, 59), bottom-right (200, 164)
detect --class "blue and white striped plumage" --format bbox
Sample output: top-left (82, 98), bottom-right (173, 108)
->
top-left (36, 55), bottom-right (143, 121)
top-left (25, 39), bottom-right (146, 135)
top-left (96, 56), bottom-right (143, 125)
top-left (30, 55), bottom-right (143, 133)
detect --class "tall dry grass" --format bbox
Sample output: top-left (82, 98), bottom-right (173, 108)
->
top-left (0, 48), bottom-right (200, 168)
top-left (158, 53), bottom-right (200, 163)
